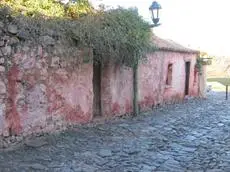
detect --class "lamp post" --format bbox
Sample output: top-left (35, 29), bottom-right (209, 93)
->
top-left (149, 1), bottom-right (162, 27)
top-left (133, 1), bottom-right (162, 116)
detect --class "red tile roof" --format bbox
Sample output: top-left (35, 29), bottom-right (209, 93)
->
top-left (152, 36), bottom-right (199, 54)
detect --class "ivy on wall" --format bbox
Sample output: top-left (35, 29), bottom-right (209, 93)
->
top-left (1, 1), bottom-right (155, 117)
top-left (196, 51), bottom-right (213, 75)
top-left (0, 0), bottom-right (155, 67)
top-left (76, 8), bottom-right (155, 67)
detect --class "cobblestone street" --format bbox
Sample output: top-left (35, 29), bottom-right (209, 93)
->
top-left (1, 91), bottom-right (230, 171)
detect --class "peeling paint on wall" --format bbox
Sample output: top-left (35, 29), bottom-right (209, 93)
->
top-left (138, 51), bottom-right (199, 111)
top-left (101, 64), bottom-right (133, 116)
top-left (0, 22), bottom-right (201, 137)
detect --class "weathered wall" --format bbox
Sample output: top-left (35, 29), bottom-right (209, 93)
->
top-left (162, 52), bottom-right (199, 102)
top-left (199, 65), bottom-right (207, 98)
top-left (0, 19), bottom-right (201, 137)
top-left (100, 51), bottom-right (199, 115)
top-left (138, 53), bottom-right (163, 110)
top-left (0, 38), bottom-right (93, 136)
top-left (0, 57), bottom-right (6, 136)
top-left (138, 51), bottom-right (199, 111)
top-left (101, 64), bottom-right (133, 116)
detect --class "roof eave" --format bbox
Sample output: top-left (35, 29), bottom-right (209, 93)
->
top-left (155, 47), bottom-right (199, 54)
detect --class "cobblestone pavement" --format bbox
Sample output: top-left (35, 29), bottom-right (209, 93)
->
top-left (1, 91), bottom-right (230, 172)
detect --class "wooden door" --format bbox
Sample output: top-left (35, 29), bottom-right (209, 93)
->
top-left (185, 62), bottom-right (191, 95)
top-left (93, 60), bottom-right (101, 117)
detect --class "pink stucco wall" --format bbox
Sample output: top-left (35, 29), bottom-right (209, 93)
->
top-left (101, 51), bottom-right (199, 115)
top-left (101, 64), bottom-right (133, 116)
top-left (162, 52), bottom-right (199, 102)
top-left (138, 53), bottom-right (163, 110)
top-left (138, 51), bottom-right (199, 111)
top-left (0, 44), bottom-right (199, 136)
top-left (3, 46), bottom-right (93, 136)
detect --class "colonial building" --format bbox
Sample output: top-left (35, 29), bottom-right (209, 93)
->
top-left (98, 36), bottom-right (200, 116)
top-left (0, 24), bottom-right (204, 136)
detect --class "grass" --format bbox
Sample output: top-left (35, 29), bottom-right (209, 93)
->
top-left (207, 78), bottom-right (230, 86)
top-left (206, 56), bottom-right (230, 92)
top-left (207, 77), bottom-right (230, 92)
top-left (207, 81), bottom-right (226, 92)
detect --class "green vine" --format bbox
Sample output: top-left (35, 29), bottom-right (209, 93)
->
top-left (196, 51), bottom-right (213, 75)
top-left (195, 57), bottom-right (203, 75)
top-left (0, 2), bottom-right (155, 67)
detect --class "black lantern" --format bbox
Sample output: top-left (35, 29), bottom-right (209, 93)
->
top-left (149, 1), bottom-right (162, 27)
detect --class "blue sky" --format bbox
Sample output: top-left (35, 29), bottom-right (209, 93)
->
top-left (90, 0), bottom-right (230, 56)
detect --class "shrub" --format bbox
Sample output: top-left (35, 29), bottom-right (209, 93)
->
top-left (0, 0), bottom-right (93, 18)
top-left (0, 3), bottom-right (155, 66)
top-left (74, 8), bottom-right (154, 66)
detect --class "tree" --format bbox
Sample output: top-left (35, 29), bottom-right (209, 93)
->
top-left (0, 0), bottom-right (93, 18)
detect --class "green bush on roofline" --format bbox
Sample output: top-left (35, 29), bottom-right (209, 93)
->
top-left (0, 1), bottom-right (155, 67)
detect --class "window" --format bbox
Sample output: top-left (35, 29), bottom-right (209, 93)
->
top-left (166, 64), bottom-right (173, 85)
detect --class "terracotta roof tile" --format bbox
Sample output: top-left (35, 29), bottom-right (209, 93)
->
top-left (152, 35), bottom-right (199, 54)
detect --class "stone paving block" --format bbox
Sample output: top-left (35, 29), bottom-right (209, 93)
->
top-left (1, 92), bottom-right (230, 171)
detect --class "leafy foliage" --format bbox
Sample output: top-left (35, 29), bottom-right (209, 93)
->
top-left (0, 2), bottom-right (154, 66)
top-left (196, 51), bottom-right (213, 75)
top-left (75, 8), bottom-right (154, 66)
top-left (66, 0), bottom-right (93, 18)
top-left (0, 0), bottom-right (93, 18)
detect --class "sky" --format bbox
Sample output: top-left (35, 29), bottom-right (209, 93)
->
top-left (90, 0), bottom-right (230, 56)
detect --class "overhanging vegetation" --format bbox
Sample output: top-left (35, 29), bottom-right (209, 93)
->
top-left (0, 0), bottom-right (155, 67)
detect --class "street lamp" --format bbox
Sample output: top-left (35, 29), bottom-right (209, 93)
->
top-left (149, 1), bottom-right (162, 27)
